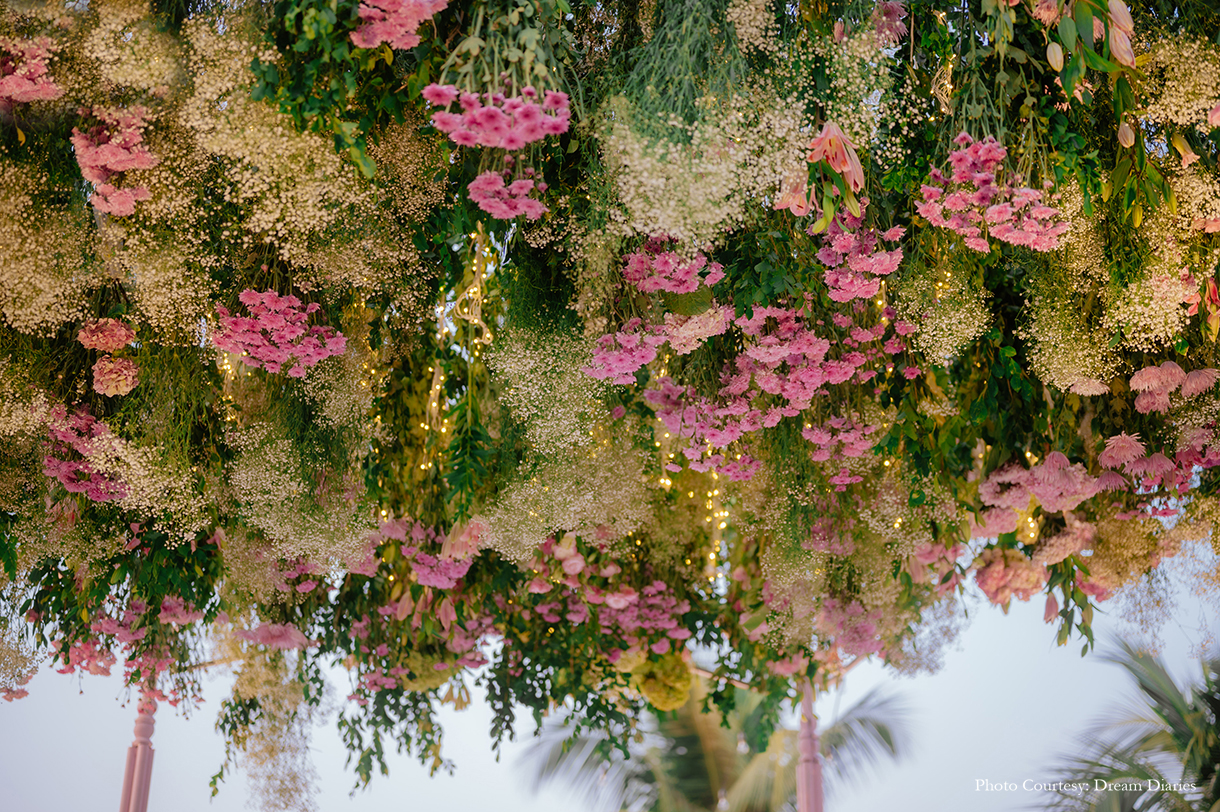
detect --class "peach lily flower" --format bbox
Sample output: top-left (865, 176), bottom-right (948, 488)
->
top-left (807, 122), bottom-right (864, 192)
top-left (774, 171), bottom-right (812, 216)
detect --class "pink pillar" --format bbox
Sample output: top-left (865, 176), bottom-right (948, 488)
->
top-left (118, 696), bottom-right (156, 812)
top-left (796, 680), bottom-right (823, 812)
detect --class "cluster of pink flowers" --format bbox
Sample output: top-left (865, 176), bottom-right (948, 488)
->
top-left (350, 0), bottom-right (447, 50)
top-left (585, 318), bottom-right (669, 384)
top-left (378, 517), bottom-right (475, 589)
top-left (92, 598), bottom-right (151, 645)
top-left (423, 84), bottom-right (570, 149)
top-left (77, 318), bottom-right (135, 352)
top-left (915, 132), bottom-right (1069, 253)
top-left (213, 289), bottom-right (346, 377)
top-left (811, 200), bottom-right (904, 302)
top-left (422, 84), bottom-right (569, 219)
top-left (43, 406), bottom-right (127, 503)
top-left (78, 318), bottom-right (140, 396)
top-left (870, 0), bottom-right (908, 46)
top-left (978, 453), bottom-right (1099, 525)
top-left (803, 416), bottom-right (881, 461)
top-left (599, 581), bottom-right (693, 658)
top-left (235, 623), bottom-right (311, 650)
top-left (819, 598), bottom-right (884, 658)
top-left (158, 596), bottom-right (205, 626)
top-left (622, 239), bottom-right (726, 295)
top-left (52, 637), bottom-right (118, 676)
top-left (1129, 361), bottom-right (1218, 414)
top-left (973, 547), bottom-right (1047, 606)
top-left (0, 35), bottom-right (63, 108)
top-left (466, 170), bottom-right (549, 220)
top-left (636, 301), bottom-right (915, 480)
top-left (92, 356), bottom-right (139, 397)
top-left (906, 542), bottom-right (965, 595)
top-left (71, 106), bottom-right (159, 216)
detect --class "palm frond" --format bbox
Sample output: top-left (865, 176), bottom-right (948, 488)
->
top-left (816, 686), bottom-right (912, 793)
top-left (519, 724), bottom-right (638, 812)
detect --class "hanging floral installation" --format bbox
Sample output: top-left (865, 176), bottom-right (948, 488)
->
top-left (1, 0), bottom-right (1220, 804)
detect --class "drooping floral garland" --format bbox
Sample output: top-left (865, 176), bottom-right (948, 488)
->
top-left (1, 0), bottom-right (1220, 805)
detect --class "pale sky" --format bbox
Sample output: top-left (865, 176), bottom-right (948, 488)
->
top-left (0, 584), bottom-right (1211, 812)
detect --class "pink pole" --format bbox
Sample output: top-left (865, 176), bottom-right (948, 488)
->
top-left (118, 696), bottom-right (156, 812)
top-left (796, 680), bottom-right (823, 812)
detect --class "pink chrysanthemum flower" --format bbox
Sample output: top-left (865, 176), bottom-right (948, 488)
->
top-left (1096, 470), bottom-right (1129, 491)
top-left (1181, 368), bottom-right (1220, 398)
top-left (1099, 432), bottom-right (1145, 468)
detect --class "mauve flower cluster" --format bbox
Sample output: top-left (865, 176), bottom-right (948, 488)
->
top-left (71, 106), bottom-right (159, 216)
top-left (819, 598), bottom-right (884, 658)
top-left (0, 35), bottom-right (63, 107)
top-left (92, 355), bottom-right (139, 396)
top-left (52, 637), bottom-right (117, 676)
top-left (349, 0), bottom-right (447, 50)
top-left (870, 0), bottom-right (908, 46)
top-left (518, 533), bottom-right (692, 659)
top-left (77, 318), bottom-right (136, 352)
top-left (1129, 360), bottom-right (1218, 414)
top-left (214, 289), bottom-right (347, 378)
top-left (423, 84), bottom-right (570, 149)
top-left (466, 170), bottom-right (549, 220)
top-left (915, 132), bottom-right (1069, 253)
top-left (907, 542), bottom-right (965, 595)
top-left (664, 306), bottom-right (733, 355)
top-left (636, 303), bottom-right (915, 480)
top-left (235, 623), bottom-right (311, 650)
top-left (978, 453), bottom-right (1098, 526)
top-left (622, 238), bottom-right (726, 294)
top-left (973, 547), bottom-right (1047, 606)
top-left (42, 406), bottom-right (127, 503)
top-left (811, 200), bottom-right (904, 302)
top-left (158, 596), bottom-right (204, 626)
top-left (584, 318), bottom-right (669, 384)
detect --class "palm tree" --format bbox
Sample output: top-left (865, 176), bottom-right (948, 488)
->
top-left (522, 679), bottom-right (910, 812)
top-left (1042, 640), bottom-right (1220, 812)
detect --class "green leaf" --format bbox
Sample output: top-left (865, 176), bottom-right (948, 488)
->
top-left (1058, 16), bottom-right (1078, 53)
top-left (1075, 3), bottom-right (1094, 48)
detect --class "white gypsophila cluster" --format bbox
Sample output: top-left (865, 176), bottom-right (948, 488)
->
top-left (602, 90), bottom-right (808, 249)
top-left (1103, 266), bottom-right (1195, 352)
top-left (222, 634), bottom-right (321, 812)
top-left (297, 311), bottom-right (380, 434)
top-left (811, 27), bottom-right (894, 148)
top-left (481, 427), bottom-right (652, 563)
top-left (1023, 292), bottom-right (1118, 392)
top-left (180, 16), bottom-right (368, 266)
top-left (1172, 164), bottom-right (1220, 228)
top-left (0, 156), bottom-right (103, 335)
top-left (1060, 205), bottom-right (1110, 287)
top-left (889, 593), bottom-right (967, 676)
top-left (226, 424), bottom-right (376, 564)
top-left (84, 0), bottom-right (183, 93)
top-left (0, 587), bottom-right (38, 697)
top-left (726, 0), bottom-right (778, 54)
top-left (488, 327), bottom-right (607, 456)
top-left (895, 259), bottom-right (990, 362)
top-left (77, 425), bottom-right (208, 541)
top-left (367, 121), bottom-right (448, 224)
top-left (1143, 37), bottom-right (1220, 133)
